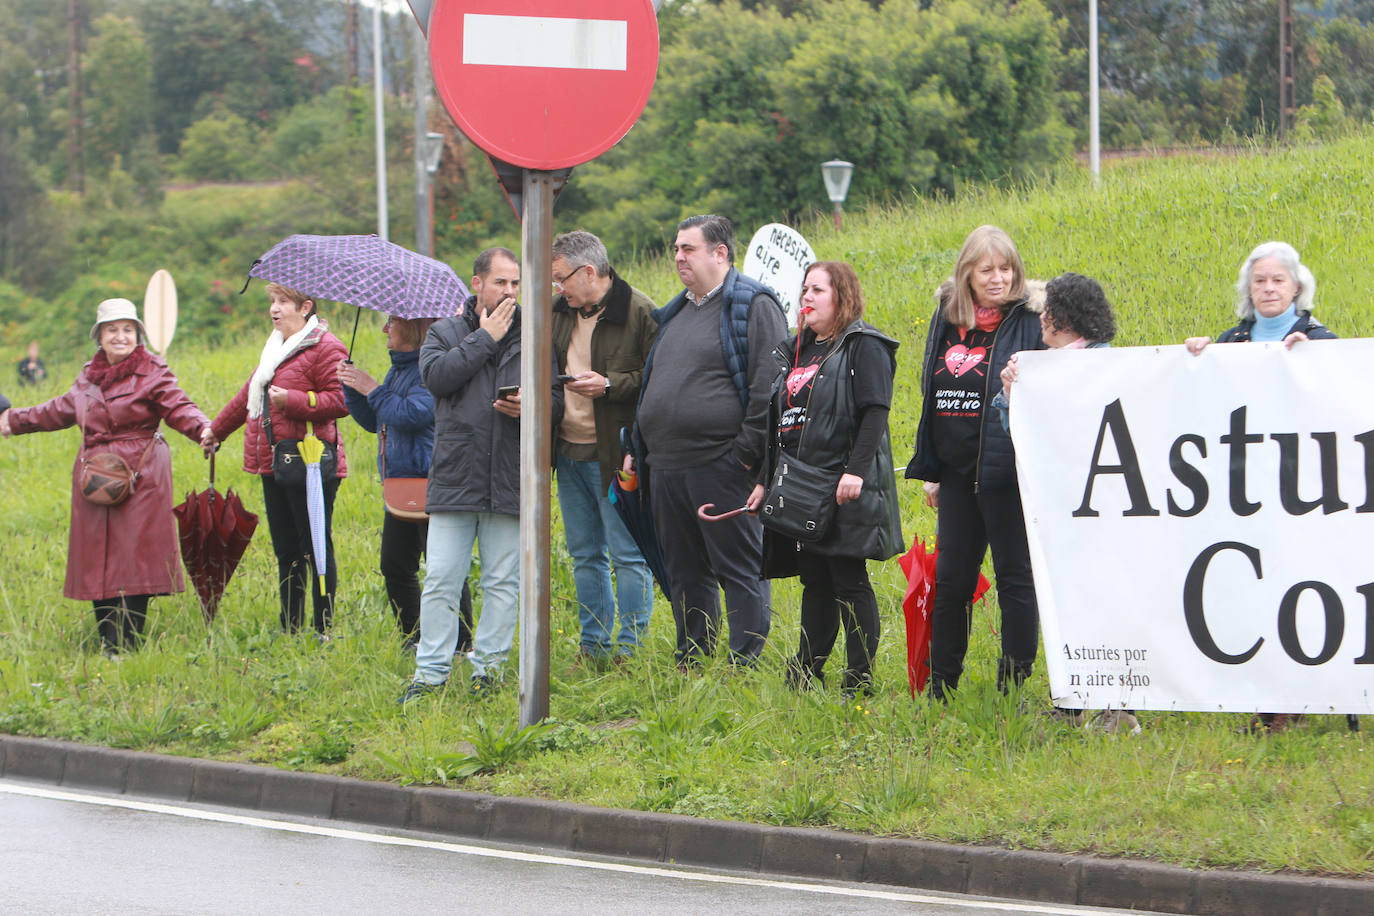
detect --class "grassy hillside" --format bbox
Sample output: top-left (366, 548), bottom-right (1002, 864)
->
top-left (2, 135), bottom-right (1372, 877)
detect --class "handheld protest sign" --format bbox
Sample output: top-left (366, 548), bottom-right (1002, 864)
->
top-left (741, 223), bottom-right (814, 330)
top-left (143, 269), bottom-right (178, 354)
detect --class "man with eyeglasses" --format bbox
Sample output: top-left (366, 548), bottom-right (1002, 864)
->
top-left (550, 230), bottom-right (658, 664)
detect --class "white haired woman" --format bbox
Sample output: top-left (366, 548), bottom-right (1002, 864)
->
top-left (1186, 241), bottom-right (1341, 734)
top-left (1185, 241), bottom-right (1334, 354)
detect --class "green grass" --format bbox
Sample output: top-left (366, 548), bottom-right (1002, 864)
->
top-left (3, 135), bottom-right (1374, 877)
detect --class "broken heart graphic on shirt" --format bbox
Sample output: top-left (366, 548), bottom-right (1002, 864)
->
top-left (785, 363), bottom-right (819, 398)
top-left (943, 344), bottom-right (987, 378)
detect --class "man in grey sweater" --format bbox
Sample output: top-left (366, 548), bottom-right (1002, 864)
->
top-left (633, 214), bottom-right (788, 666)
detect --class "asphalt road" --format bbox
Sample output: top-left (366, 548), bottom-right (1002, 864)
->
top-left (0, 781), bottom-right (1158, 916)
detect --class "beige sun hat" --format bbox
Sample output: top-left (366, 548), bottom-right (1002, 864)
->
top-left (89, 298), bottom-right (148, 343)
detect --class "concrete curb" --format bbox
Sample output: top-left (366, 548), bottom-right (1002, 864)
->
top-left (2, 733), bottom-right (1368, 915)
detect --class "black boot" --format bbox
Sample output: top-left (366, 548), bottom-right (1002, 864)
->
top-left (929, 672), bottom-right (955, 702)
top-left (840, 670), bottom-right (874, 698)
top-left (784, 656), bottom-right (823, 690)
top-left (94, 604), bottom-right (120, 654)
top-left (996, 656), bottom-right (1031, 694)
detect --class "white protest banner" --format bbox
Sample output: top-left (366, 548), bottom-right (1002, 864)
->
top-left (741, 223), bottom-right (814, 330)
top-left (1011, 341), bottom-right (1374, 714)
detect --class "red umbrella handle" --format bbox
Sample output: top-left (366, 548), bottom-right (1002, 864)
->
top-left (210, 451), bottom-right (216, 489)
top-left (697, 503), bottom-right (750, 521)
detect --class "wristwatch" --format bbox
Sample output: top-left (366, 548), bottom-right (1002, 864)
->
top-left (603, 377), bottom-right (611, 396)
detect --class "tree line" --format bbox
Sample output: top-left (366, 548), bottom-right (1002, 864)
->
top-left (2, 0), bottom-right (1372, 311)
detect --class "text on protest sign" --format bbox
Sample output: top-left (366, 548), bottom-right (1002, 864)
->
top-left (1011, 341), bottom-right (1374, 714)
top-left (741, 223), bottom-right (814, 330)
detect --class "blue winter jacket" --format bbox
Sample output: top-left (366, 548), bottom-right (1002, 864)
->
top-left (343, 348), bottom-right (435, 479)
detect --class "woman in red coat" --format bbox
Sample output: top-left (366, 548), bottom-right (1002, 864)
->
top-left (206, 284), bottom-right (349, 637)
top-left (0, 298), bottom-right (213, 653)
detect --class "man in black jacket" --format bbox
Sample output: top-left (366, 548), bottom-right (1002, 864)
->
top-left (401, 247), bottom-right (562, 701)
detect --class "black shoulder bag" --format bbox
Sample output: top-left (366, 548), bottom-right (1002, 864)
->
top-left (759, 353), bottom-right (840, 542)
top-left (263, 403), bottom-right (338, 487)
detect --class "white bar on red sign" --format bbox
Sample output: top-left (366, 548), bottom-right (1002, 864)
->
top-left (462, 14), bottom-right (628, 71)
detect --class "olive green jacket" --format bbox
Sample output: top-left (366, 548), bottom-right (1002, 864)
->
top-left (552, 269), bottom-right (658, 491)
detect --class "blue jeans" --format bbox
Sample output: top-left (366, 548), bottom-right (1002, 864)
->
top-left (556, 454), bottom-right (652, 657)
top-left (413, 511), bottom-right (520, 685)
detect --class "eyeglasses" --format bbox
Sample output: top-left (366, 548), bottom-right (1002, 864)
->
top-left (552, 265), bottom-right (584, 291)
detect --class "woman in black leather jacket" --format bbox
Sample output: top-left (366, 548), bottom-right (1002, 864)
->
top-left (905, 225), bottom-right (1045, 700)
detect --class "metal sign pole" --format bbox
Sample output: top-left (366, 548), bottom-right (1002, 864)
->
top-left (518, 168), bottom-right (554, 727)
top-left (413, 24), bottom-right (432, 256)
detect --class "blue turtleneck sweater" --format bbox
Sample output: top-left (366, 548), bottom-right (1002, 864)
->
top-left (1251, 303), bottom-right (1298, 342)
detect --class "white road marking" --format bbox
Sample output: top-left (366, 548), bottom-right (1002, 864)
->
top-left (0, 781), bottom-right (1136, 914)
top-left (462, 14), bottom-right (627, 71)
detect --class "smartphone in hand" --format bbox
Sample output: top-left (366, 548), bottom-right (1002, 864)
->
top-left (556, 374), bottom-right (576, 384)
top-left (497, 385), bottom-right (520, 400)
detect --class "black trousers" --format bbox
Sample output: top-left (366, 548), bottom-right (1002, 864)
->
top-left (379, 511), bottom-right (472, 648)
top-left (92, 593), bottom-right (151, 651)
top-left (261, 474), bottom-right (339, 634)
top-left (650, 453), bottom-right (771, 664)
top-left (930, 470), bottom-right (1039, 692)
top-left (795, 552), bottom-right (879, 688)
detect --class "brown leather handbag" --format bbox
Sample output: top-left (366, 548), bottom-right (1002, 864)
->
top-left (77, 394), bottom-right (157, 507)
top-left (381, 427), bottom-right (428, 521)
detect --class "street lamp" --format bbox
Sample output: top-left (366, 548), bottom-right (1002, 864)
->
top-left (423, 132), bottom-right (444, 176)
top-left (417, 131), bottom-right (445, 258)
top-left (820, 159), bottom-right (854, 230)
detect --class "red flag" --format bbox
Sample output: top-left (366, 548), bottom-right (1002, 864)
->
top-left (900, 536), bottom-right (991, 696)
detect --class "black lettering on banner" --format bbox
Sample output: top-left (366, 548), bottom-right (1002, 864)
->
top-left (1073, 399), bottom-right (1159, 518)
top-left (1219, 407), bottom-right (1263, 516)
top-left (1183, 541), bottom-right (1263, 664)
top-left (1356, 430), bottom-right (1374, 513)
top-left (1167, 434), bottom-right (1208, 517)
top-left (1276, 581), bottom-right (1344, 665)
top-left (1356, 583), bottom-right (1374, 665)
top-left (1272, 432), bottom-right (1348, 515)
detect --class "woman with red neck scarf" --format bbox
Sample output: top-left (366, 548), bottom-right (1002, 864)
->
top-left (905, 226), bottom-right (1046, 700)
top-left (746, 261), bottom-right (903, 697)
top-left (0, 298), bottom-right (213, 654)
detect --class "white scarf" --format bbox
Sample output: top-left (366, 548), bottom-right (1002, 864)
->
top-left (248, 315), bottom-right (318, 419)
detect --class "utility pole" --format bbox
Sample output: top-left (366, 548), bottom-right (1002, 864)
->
top-left (374, 2), bottom-right (388, 240)
top-left (66, 0), bottom-right (84, 193)
top-left (347, 1), bottom-right (359, 87)
top-left (1088, 0), bottom-right (1100, 185)
top-left (413, 25), bottom-right (434, 257)
top-left (1278, 0), bottom-right (1295, 139)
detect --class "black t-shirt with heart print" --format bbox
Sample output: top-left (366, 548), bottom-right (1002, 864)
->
top-left (777, 335), bottom-right (891, 453)
top-left (930, 322), bottom-right (996, 475)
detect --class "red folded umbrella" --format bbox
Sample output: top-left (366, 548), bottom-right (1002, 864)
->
top-left (899, 535), bottom-right (991, 697)
top-left (173, 455), bottom-right (258, 623)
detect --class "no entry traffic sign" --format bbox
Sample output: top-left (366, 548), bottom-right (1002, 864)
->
top-left (429, 0), bottom-right (659, 171)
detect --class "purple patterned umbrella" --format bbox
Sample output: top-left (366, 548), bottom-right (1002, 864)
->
top-left (248, 234), bottom-right (470, 352)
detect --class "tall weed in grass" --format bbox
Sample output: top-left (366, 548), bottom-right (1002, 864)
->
top-left (2, 136), bottom-right (1373, 875)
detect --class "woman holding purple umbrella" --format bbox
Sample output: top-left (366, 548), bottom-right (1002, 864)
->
top-left (205, 283), bottom-right (349, 638)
